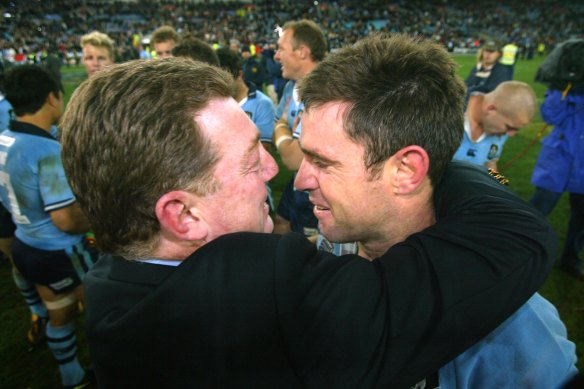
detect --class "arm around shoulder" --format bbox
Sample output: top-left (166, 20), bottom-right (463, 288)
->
top-left (373, 161), bottom-right (557, 386)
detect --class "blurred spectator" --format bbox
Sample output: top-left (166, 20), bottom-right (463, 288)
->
top-left (530, 84), bottom-right (584, 281)
top-left (173, 36), bottom-right (219, 66)
top-left (241, 46), bottom-right (267, 91)
top-left (261, 43), bottom-right (285, 104)
top-left (151, 25), bottom-right (179, 59)
top-left (465, 40), bottom-right (511, 103)
top-left (80, 31), bottom-right (115, 77)
top-left (500, 40), bottom-right (519, 79)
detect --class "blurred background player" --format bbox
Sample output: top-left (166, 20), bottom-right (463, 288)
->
top-left (150, 25), bottom-right (179, 59)
top-left (1, 64), bottom-right (50, 352)
top-left (241, 46), bottom-right (267, 93)
top-left (80, 30), bottom-right (115, 77)
top-left (453, 81), bottom-right (537, 171)
top-left (172, 35), bottom-right (219, 66)
top-left (0, 65), bottom-right (97, 388)
top-left (271, 19), bottom-right (327, 237)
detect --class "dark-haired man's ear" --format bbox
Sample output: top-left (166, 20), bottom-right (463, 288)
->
top-left (387, 145), bottom-right (430, 195)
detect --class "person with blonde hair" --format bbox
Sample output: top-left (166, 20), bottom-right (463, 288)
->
top-left (80, 31), bottom-right (115, 77)
top-left (465, 40), bottom-right (511, 103)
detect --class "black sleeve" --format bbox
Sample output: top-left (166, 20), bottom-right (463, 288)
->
top-left (275, 161), bottom-right (556, 388)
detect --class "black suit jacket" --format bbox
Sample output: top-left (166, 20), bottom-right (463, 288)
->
top-left (85, 163), bottom-right (556, 388)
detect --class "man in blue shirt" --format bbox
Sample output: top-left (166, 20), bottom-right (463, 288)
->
top-left (271, 20), bottom-right (327, 237)
top-left (0, 65), bottom-right (97, 388)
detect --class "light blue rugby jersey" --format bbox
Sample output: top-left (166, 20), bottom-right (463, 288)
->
top-left (452, 120), bottom-right (508, 166)
top-left (276, 80), bottom-right (304, 138)
top-left (0, 97), bottom-right (12, 131)
top-left (0, 121), bottom-right (83, 250)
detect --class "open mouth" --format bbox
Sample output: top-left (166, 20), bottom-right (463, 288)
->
top-left (313, 205), bottom-right (331, 219)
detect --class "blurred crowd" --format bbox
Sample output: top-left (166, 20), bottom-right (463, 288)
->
top-left (0, 0), bottom-right (583, 67)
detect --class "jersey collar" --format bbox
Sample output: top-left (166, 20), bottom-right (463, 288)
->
top-left (9, 120), bottom-right (56, 141)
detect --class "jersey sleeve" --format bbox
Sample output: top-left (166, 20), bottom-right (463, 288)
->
top-left (38, 145), bottom-right (76, 212)
top-left (255, 98), bottom-right (276, 143)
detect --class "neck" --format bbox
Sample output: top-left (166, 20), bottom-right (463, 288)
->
top-left (467, 95), bottom-right (485, 141)
top-left (295, 61), bottom-right (319, 82)
top-left (153, 232), bottom-right (203, 261)
top-left (16, 115), bottom-right (53, 132)
top-left (358, 192), bottom-right (436, 261)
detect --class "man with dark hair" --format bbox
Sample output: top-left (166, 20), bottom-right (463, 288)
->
top-left (296, 34), bottom-right (577, 387)
top-left (272, 19), bottom-right (328, 236)
top-left (0, 65), bottom-right (96, 388)
top-left (60, 57), bottom-right (555, 387)
top-left (172, 35), bottom-right (219, 66)
top-left (151, 25), bottom-right (179, 59)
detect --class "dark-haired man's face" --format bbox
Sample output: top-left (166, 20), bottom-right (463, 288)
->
top-left (295, 102), bottom-right (399, 244)
top-left (154, 40), bottom-right (175, 59)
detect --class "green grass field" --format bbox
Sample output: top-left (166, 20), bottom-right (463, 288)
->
top-left (0, 55), bottom-right (582, 388)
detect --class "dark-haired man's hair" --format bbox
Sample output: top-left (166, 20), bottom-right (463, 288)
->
top-left (216, 48), bottom-right (242, 78)
top-left (173, 36), bottom-right (219, 66)
top-left (5, 65), bottom-right (61, 116)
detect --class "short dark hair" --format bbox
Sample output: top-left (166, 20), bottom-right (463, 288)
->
top-left (216, 47), bottom-right (241, 78)
top-left (151, 25), bottom-right (179, 45)
top-left (173, 36), bottom-right (219, 66)
top-left (60, 58), bottom-right (233, 258)
top-left (300, 34), bottom-right (465, 185)
top-left (283, 20), bottom-right (327, 62)
top-left (5, 65), bottom-right (61, 116)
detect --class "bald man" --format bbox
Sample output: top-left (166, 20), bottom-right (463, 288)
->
top-left (453, 81), bottom-right (537, 170)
